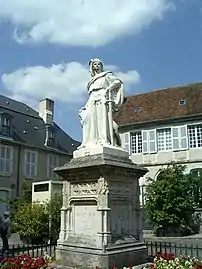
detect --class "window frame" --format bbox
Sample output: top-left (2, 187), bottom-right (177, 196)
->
top-left (1, 113), bottom-right (12, 135)
top-left (157, 128), bottom-right (172, 152)
top-left (47, 153), bottom-right (59, 179)
top-left (130, 131), bottom-right (142, 154)
top-left (24, 149), bottom-right (38, 178)
top-left (188, 124), bottom-right (202, 149)
top-left (0, 145), bottom-right (13, 174)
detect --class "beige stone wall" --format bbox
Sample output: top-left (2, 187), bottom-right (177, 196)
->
top-left (0, 141), bottom-right (71, 200)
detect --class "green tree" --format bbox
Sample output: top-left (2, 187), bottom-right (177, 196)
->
top-left (46, 194), bottom-right (62, 243)
top-left (13, 202), bottom-right (49, 243)
top-left (145, 163), bottom-right (196, 236)
top-left (13, 194), bottom-right (62, 243)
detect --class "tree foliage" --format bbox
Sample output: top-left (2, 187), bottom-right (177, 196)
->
top-left (46, 194), bottom-right (62, 243)
top-left (12, 194), bottom-right (62, 242)
top-left (13, 202), bottom-right (49, 240)
top-left (145, 163), bottom-right (197, 236)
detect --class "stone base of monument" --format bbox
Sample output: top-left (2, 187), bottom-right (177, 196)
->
top-left (56, 241), bottom-right (146, 269)
top-left (54, 145), bottom-right (148, 269)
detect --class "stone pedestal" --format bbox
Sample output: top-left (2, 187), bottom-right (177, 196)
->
top-left (54, 146), bottom-right (148, 269)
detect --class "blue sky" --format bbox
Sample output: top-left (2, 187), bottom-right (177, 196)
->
top-left (0, 0), bottom-right (200, 142)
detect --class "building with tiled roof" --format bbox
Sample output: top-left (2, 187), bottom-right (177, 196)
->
top-left (0, 96), bottom-right (80, 216)
top-left (116, 82), bottom-right (202, 206)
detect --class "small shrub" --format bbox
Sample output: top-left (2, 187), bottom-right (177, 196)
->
top-left (13, 202), bottom-right (49, 240)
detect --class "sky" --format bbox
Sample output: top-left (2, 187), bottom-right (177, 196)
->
top-left (0, 0), bottom-right (201, 142)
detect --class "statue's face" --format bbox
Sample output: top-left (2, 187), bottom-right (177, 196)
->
top-left (92, 61), bottom-right (102, 73)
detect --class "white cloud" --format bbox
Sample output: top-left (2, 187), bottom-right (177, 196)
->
top-left (0, 0), bottom-right (175, 47)
top-left (1, 61), bottom-right (140, 105)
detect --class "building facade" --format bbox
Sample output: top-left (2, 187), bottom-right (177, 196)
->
top-left (0, 96), bottom-right (79, 216)
top-left (116, 83), bottom-right (202, 205)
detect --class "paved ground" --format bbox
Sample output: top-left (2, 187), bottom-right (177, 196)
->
top-left (2, 231), bottom-right (202, 246)
top-left (144, 230), bottom-right (202, 239)
top-left (0, 234), bottom-right (22, 246)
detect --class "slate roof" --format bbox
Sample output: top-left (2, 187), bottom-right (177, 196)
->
top-left (115, 82), bottom-right (202, 127)
top-left (0, 95), bottom-right (80, 154)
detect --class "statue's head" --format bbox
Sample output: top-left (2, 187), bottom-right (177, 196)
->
top-left (89, 58), bottom-right (103, 77)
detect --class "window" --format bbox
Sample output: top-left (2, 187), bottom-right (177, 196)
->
top-left (24, 150), bottom-right (37, 178)
top-left (34, 184), bottom-right (49, 192)
top-left (47, 154), bottom-right (59, 179)
top-left (135, 107), bottom-right (142, 113)
top-left (178, 99), bottom-right (186, 106)
top-left (1, 115), bottom-right (11, 135)
top-left (157, 128), bottom-right (172, 151)
top-left (121, 133), bottom-right (130, 153)
top-left (130, 132), bottom-right (142, 154)
top-left (172, 125), bottom-right (188, 151)
top-left (49, 129), bottom-right (55, 145)
top-left (0, 146), bottom-right (13, 174)
top-left (190, 168), bottom-right (202, 178)
top-left (49, 130), bottom-right (55, 140)
top-left (45, 128), bottom-right (56, 148)
top-left (188, 125), bottom-right (202, 148)
top-left (142, 129), bottom-right (157, 154)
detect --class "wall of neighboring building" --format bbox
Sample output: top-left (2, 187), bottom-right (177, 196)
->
top-left (120, 118), bottom-right (202, 206)
top-left (0, 140), bottom-right (71, 216)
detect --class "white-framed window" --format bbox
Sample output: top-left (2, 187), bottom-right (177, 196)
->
top-left (188, 125), bottom-right (202, 148)
top-left (157, 128), bottom-right (172, 151)
top-left (172, 125), bottom-right (188, 151)
top-left (47, 154), bottom-right (59, 179)
top-left (130, 132), bottom-right (142, 154)
top-left (0, 145), bottom-right (13, 174)
top-left (24, 150), bottom-right (38, 178)
top-left (142, 129), bottom-right (157, 154)
top-left (121, 132), bottom-right (131, 153)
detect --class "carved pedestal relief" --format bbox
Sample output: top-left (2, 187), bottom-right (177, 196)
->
top-left (71, 177), bottom-right (108, 196)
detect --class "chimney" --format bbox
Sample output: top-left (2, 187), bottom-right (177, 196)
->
top-left (39, 98), bottom-right (54, 125)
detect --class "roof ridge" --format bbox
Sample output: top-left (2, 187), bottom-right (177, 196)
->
top-left (0, 105), bottom-right (41, 119)
top-left (126, 82), bottom-right (202, 98)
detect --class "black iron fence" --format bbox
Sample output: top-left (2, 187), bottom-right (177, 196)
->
top-left (1, 241), bottom-right (202, 261)
top-left (145, 241), bottom-right (202, 260)
top-left (0, 243), bottom-right (56, 261)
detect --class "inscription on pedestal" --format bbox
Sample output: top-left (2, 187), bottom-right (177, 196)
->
top-left (73, 201), bottom-right (101, 235)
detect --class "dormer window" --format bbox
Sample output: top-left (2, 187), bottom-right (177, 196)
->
top-left (45, 126), bottom-right (56, 148)
top-left (1, 113), bottom-right (12, 135)
top-left (49, 129), bottom-right (55, 141)
top-left (178, 99), bottom-right (186, 106)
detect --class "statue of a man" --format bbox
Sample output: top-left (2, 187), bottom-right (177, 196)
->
top-left (78, 58), bottom-right (124, 149)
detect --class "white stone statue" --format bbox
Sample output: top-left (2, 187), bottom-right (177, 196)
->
top-left (78, 58), bottom-right (124, 149)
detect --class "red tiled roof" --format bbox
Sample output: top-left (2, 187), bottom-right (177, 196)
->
top-left (115, 83), bottom-right (202, 126)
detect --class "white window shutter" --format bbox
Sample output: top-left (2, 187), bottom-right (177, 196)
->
top-left (122, 132), bottom-right (130, 154)
top-left (149, 129), bottom-right (157, 153)
top-left (142, 130), bottom-right (149, 154)
top-left (172, 127), bottom-right (180, 151)
top-left (180, 125), bottom-right (188, 150)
